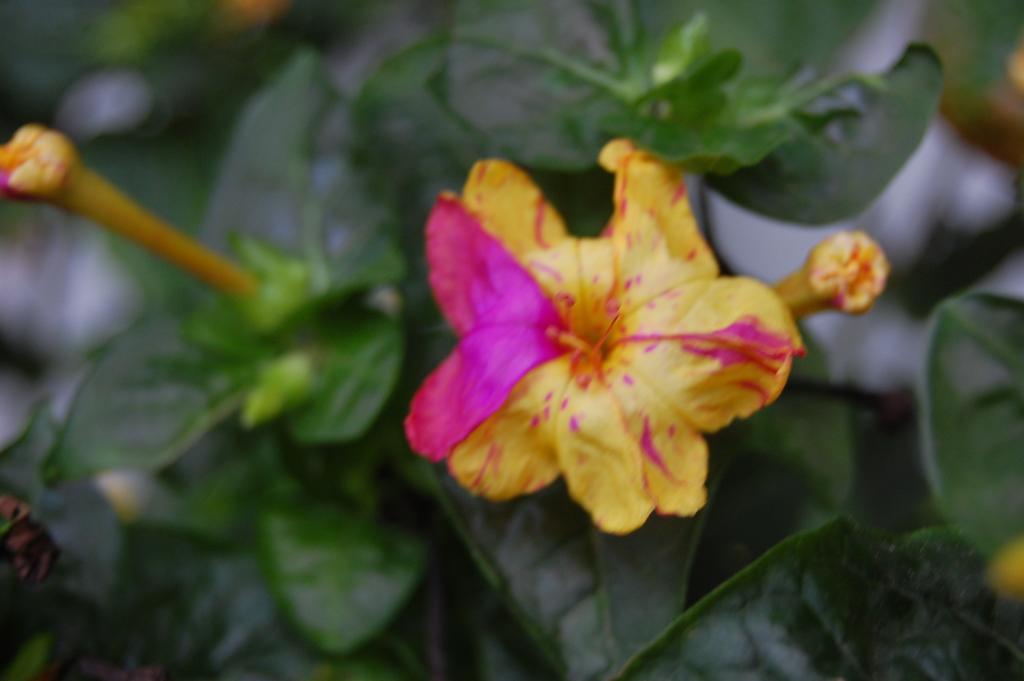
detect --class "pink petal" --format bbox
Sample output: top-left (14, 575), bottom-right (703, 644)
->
top-left (405, 326), bottom-right (563, 461)
top-left (427, 194), bottom-right (563, 335)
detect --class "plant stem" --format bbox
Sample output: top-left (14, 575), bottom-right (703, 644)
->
top-left (59, 167), bottom-right (258, 296)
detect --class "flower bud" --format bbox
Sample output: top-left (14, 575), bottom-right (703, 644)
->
top-left (0, 124), bottom-right (79, 202)
top-left (774, 231), bottom-right (890, 319)
top-left (1010, 39), bottom-right (1024, 97)
top-left (242, 352), bottom-right (314, 427)
top-left (989, 534), bottom-right (1024, 599)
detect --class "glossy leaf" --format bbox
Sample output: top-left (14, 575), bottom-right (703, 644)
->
top-left (440, 478), bottom-right (705, 681)
top-left (258, 504), bottom-right (426, 655)
top-left (46, 318), bottom-right (256, 482)
top-left (922, 293), bottom-right (1024, 553)
top-left (100, 527), bottom-right (314, 677)
top-left (289, 312), bottom-right (403, 444)
top-left (619, 520), bottom-right (1024, 680)
top-left (202, 50), bottom-right (404, 302)
top-left (712, 46), bottom-right (943, 224)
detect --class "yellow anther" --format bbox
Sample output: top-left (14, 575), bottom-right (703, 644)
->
top-left (774, 231), bottom-right (890, 319)
top-left (989, 534), bottom-right (1024, 599)
top-left (0, 124), bottom-right (257, 296)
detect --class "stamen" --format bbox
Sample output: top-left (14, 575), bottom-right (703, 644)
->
top-left (546, 326), bottom-right (591, 355)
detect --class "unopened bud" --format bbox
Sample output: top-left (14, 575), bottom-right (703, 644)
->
top-left (775, 231), bottom-right (890, 319)
top-left (1009, 41), bottom-right (1024, 97)
top-left (242, 352), bottom-right (314, 427)
top-left (0, 125), bottom-right (79, 202)
top-left (989, 534), bottom-right (1024, 599)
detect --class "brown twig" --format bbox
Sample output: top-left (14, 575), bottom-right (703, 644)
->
top-left (0, 495), bottom-right (60, 583)
top-left (788, 378), bottom-right (914, 428)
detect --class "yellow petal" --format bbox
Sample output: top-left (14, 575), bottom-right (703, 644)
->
top-left (553, 369), bottom-right (653, 534)
top-left (600, 138), bottom-right (717, 277)
top-left (604, 360), bottom-right (709, 516)
top-left (612, 207), bottom-right (712, 317)
top-left (448, 358), bottom-right (570, 500)
top-left (524, 236), bottom-right (619, 344)
top-left (609, 277), bottom-right (802, 432)
top-left (462, 159), bottom-right (568, 257)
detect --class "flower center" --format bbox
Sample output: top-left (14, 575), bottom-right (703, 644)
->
top-left (547, 312), bottom-right (621, 370)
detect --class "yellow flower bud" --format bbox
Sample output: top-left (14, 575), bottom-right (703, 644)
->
top-left (1009, 38), bottom-right (1024, 97)
top-left (0, 124), bottom-right (80, 202)
top-left (989, 535), bottom-right (1024, 599)
top-left (774, 231), bottom-right (890, 319)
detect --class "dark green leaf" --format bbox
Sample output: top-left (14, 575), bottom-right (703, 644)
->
top-left (662, 0), bottom-right (880, 79)
top-left (258, 504), bottom-right (426, 655)
top-left (102, 527), bottom-right (314, 677)
top-left (440, 479), bottom-right (705, 681)
top-left (618, 520), bottom-right (1024, 680)
top-left (46, 318), bottom-right (257, 482)
top-left (711, 46), bottom-right (943, 224)
top-left (922, 293), bottom-right (1024, 553)
top-left (891, 211), bottom-right (1024, 318)
top-left (744, 338), bottom-right (854, 509)
top-left (203, 51), bottom-right (404, 302)
top-left (289, 313), bottom-right (403, 444)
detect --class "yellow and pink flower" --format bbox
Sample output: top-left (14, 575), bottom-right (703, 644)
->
top-left (405, 138), bottom-right (886, 534)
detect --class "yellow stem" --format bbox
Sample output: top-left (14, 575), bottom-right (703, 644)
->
top-left (56, 167), bottom-right (258, 296)
top-left (773, 268), bottom-right (825, 320)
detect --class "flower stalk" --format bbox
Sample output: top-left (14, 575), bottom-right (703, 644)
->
top-left (0, 124), bottom-right (257, 296)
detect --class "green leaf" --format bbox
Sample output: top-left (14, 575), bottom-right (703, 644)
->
top-left (440, 479), bottom-right (706, 681)
top-left (203, 50), bottom-right (404, 303)
top-left (711, 46), bottom-right (943, 224)
top-left (258, 504), bottom-right (426, 655)
top-left (618, 520), bottom-right (1024, 680)
top-left (665, 0), bottom-right (880, 78)
top-left (652, 13), bottom-right (710, 86)
top-left (101, 527), bottom-right (315, 677)
top-left (46, 318), bottom-right (258, 482)
top-left (288, 312), bottom-right (403, 444)
top-left (621, 50), bottom-right (796, 174)
top-left (0, 634), bottom-right (52, 681)
top-left (442, 0), bottom-right (884, 172)
top-left (922, 293), bottom-right (1024, 553)
top-left (743, 338), bottom-right (854, 510)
